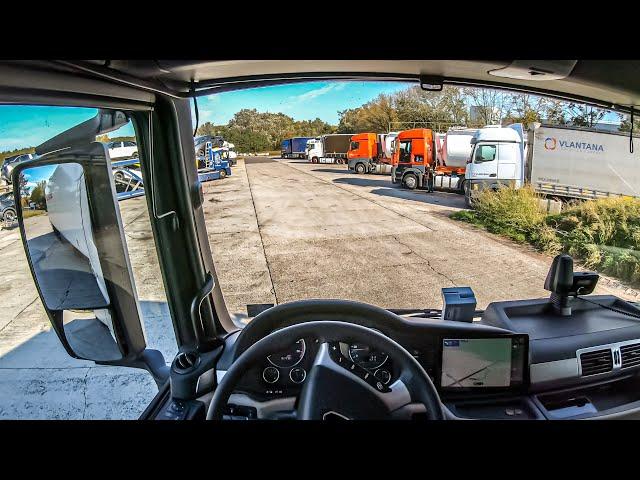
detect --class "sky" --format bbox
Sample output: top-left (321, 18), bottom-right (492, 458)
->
top-left (191, 81), bottom-right (413, 127)
top-left (0, 80), bottom-right (624, 152)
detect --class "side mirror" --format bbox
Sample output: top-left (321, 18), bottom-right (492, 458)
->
top-left (12, 142), bottom-right (167, 382)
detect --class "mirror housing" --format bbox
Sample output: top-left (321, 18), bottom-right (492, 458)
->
top-left (12, 142), bottom-right (151, 367)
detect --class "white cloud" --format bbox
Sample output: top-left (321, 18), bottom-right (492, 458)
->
top-left (288, 82), bottom-right (348, 103)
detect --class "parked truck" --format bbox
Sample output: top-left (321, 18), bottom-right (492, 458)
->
top-left (306, 134), bottom-right (352, 164)
top-left (197, 141), bottom-right (232, 182)
top-left (281, 137), bottom-right (313, 159)
top-left (464, 123), bottom-right (640, 206)
top-left (391, 128), bottom-right (477, 191)
top-left (347, 132), bottom-right (398, 174)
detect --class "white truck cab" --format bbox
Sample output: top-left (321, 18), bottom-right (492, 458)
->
top-left (465, 124), bottom-right (525, 202)
top-left (306, 137), bottom-right (322, 161)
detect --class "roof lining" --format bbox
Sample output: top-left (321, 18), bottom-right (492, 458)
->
top-left (53, 61), bottom-right (639, 116)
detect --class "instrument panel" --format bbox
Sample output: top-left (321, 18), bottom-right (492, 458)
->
top-left (237, 338), bottom-right (397, 399)
top-left (227, 330), bottom-right (529, 402)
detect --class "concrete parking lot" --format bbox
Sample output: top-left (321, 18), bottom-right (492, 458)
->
top-left (0, 195), bottom-right (176, 419)
top-left (207, 157), bottom-right (638, 318)
top-left (0, 156), bottom-right (637, 419)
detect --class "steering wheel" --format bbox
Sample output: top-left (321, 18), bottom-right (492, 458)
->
top-left (207, 320), bottom-right (445, 420)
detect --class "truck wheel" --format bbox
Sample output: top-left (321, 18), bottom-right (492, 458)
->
top-left (464, 182), bottom-right (473, 207)
top-left (355, 163), bottom-right (366, 174)
top-left (403, 174), bottom-right (418, 190)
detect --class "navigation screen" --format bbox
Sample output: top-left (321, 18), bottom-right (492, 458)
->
top-left (440, 337), bottom-right (527, 390)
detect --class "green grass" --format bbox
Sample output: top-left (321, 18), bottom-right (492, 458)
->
top-left (451, 186), bottom-right (640, 286)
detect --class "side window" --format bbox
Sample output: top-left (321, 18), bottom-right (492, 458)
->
top-left (399, 140), bottom-right (412, 162)
top-left (0, 106), bottom-right (175, 419)
top-left (474, 144), bottom-right (497, 163)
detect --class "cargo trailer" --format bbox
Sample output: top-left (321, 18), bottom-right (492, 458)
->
top-left (281, 137), bottom-right (313, 159)
top-left (464, 123), bottom-right (640, 206)
top-left (306, 134), bottom-right (353, 164)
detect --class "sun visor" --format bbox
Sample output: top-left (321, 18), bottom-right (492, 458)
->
top-left (488, 60), bottom-right (578, 81)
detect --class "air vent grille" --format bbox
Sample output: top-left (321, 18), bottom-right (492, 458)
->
top-left (621, 343), bottom-right (640, 369)
top-left (174, 351), bottom-right (199, 372)
top-left (580, 349), bottom-right (613, 376)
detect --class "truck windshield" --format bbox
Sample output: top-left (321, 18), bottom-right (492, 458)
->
top-left (185, 81), bottom-right (639, 325)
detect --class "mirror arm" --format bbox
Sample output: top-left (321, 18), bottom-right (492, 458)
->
top-left (36, 109), bottom-right (129, 156)
top-left (96, 348), bottom-right (169, 389)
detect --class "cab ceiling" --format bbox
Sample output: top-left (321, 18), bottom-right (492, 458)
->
top-left (5, 60), bottom-right (640, 114)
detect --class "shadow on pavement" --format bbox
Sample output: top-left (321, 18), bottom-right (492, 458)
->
top-left (332, 176), bottom-right (467, 209)
top-left (311, 168), bottom-right (350, 174)
top-left (0, 300), bottom-right (176, 419)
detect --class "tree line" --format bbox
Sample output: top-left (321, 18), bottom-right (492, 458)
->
top-left (3, 85), bottom-right (637, 160)
top-left (196, 109), bottom-right (334, 153)
top-left (195, 86), bottom-right (635, 154)
top-left (336, 85), bottom-right (628, 134)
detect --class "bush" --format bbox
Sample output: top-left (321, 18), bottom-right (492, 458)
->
top-left (472, 186), bottom-right (545, 242)
top-left (451, 187), bottom-right (640, 287)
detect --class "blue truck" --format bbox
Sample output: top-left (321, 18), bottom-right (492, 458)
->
top-left (281, 137), bottom-right (313, 159)
top-left (198, 144), bottom-right (232, 182)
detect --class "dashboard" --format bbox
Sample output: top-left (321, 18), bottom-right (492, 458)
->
top-left (215, 295), bottom-right (640, 420)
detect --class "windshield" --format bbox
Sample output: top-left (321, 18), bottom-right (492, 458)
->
top-left (193, 81), bottom-right (640, 325)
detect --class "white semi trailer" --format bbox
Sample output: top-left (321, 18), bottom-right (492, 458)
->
top-left (464, 123), bottom-right (640, 206)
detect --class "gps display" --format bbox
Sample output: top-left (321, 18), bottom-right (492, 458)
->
top-left (440, 336), bottom-right (528, 390)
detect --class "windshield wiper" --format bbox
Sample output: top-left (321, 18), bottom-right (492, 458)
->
top-left (387, 308), bottom-right (485, 319)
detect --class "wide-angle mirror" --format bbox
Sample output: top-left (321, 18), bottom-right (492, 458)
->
top-left (12, 143), bottom-right (147, 363)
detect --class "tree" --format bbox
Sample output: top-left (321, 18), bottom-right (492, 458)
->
top-left (501, 92), bottom-right (547, 126)
top-left (463, 87), bottom-right (514, 126)
top-left (29, 180), bottom-right (47, 210)
top-left (565, 103), bottom-right (608, 128)
top-left (618, 112), bottom-right (640, 132)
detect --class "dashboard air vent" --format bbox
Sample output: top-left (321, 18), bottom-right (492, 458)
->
top-left (579, 349), bottom-right (613, 376)
top-left (174, 351), bottom-right (199, 372)
top-left (621, 343), bottom-right (640, 369)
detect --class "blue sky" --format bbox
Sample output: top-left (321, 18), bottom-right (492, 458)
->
top-left (192, 81), bottom-right (413, 127)
top-left (0, 81), bottom-right (624, 152)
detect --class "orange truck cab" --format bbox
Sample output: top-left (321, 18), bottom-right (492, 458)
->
top-left (347, 132), bottom-right (396, 175)
top-left (391, 128), bottom-right (467, 192)
top-left (391, 129), bottom-right (435, 190)
top-left (348, 133), bottom-right (378, 161)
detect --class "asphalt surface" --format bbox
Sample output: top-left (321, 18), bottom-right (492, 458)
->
top-left (0, 156), bottom-right (638, 419)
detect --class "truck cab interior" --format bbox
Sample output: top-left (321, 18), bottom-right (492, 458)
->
top-left (3, 59), bottom-right (640, 422)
